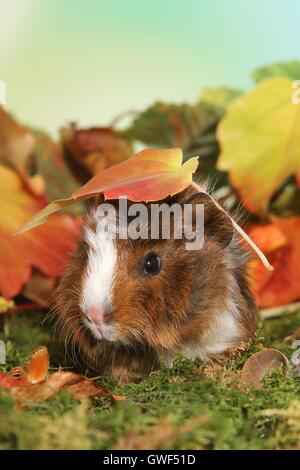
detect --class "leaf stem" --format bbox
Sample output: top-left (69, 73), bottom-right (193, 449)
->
top-left (191, 181), bottom-right (273, 271)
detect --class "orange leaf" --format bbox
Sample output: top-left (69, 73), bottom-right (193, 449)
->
top-left (0, 346), bottom-right (124, 408)
top-left (0, 164), bottom-right (80, 299)
top-left (10, 346), bottom-right (49, 385)
top-left (74, 147), bottom-right (198, 200)
top-left (0, 227), bottom-right (31, 299)
top-left (248, 217), bottom-right (300, 307)
top-left (27, 346), bottom-right (49, 384)
top-left (12, 371), bottom-right (124, 409)
top-left (16, 147), bottom-right (199, 233)
top-left (10, 367), bottom-right (30, 384)
top-left (246, 224), bottom-right (287, 253)
top-left (0, 372), bottom-right (23, 389)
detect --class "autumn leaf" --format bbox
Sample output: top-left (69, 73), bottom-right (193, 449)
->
top-left (127, 101), bottom-right (219, 152)
top-left (0, 346), bottom-right (124, 408)
top-left (248, 217), bottom-right (300, 307)
top-left (0, 107), bottom-right (82, 211)
top-left (0, 372), bottom-right (22, 389)
top-left (61, 124), bottom-right (132, 183)
top-left (217, 77), bottom-right (300, 215)
top-left (32, 129), bottom-right (80, 204)
top-left (241, 349), bottom-right (289, 390)
top-left (10, 346), bottom-right (50, 385)
top-left (0, 164), bottom-right (80, 299)
top-left (75, 147), bottom-right (200, 201)
top-left (11, 371), bottom-right (124, 409)
top-left (0, 106), bottom-right (44, 196)
top-left (16, 148), bottom-right (200, 232)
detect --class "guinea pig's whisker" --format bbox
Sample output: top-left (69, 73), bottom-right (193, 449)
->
top-left (67, 332), bottom-right (83, 370)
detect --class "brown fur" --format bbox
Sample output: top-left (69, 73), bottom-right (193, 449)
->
top-left (52, 187), bottom-right (258, 383)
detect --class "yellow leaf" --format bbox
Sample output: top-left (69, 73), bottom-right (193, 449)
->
top-left (217, 77), bottom-right (300, 215)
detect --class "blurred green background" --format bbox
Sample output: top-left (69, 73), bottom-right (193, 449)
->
top-left (1, 0), bottom-right (299, 135)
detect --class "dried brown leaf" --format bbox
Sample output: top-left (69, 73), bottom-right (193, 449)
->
top-left (241, 349), bottom-right (289, 390)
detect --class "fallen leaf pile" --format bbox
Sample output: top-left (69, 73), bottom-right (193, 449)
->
top-left (0, 346), bottom-right (124, 408)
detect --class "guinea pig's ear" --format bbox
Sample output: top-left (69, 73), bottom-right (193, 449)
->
top-left (183, 191), bottom-right (234, 248)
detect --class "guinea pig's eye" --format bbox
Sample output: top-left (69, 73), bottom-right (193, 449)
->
top-left (142, 252), bottom-right (161, 276)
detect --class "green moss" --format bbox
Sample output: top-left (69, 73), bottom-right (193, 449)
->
top-left (1, 309), bottom-right (300, 449)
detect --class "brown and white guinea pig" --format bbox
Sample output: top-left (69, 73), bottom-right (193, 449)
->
top-left (52, 186), bottom-right (258, 383)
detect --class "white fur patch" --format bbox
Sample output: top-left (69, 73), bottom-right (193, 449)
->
top-left (180, 270), bottom-right (243, 362)
top-left (181, 301), bottom-right (242, 362)
top-left (199, 301), bottom-right (241, 358)
top-left (81, 210), bottom-right (117, 341)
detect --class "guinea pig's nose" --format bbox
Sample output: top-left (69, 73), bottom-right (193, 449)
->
top-left (86, 305), bottom-right (112, 326)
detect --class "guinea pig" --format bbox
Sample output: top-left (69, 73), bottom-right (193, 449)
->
top-left (52, 186), bottom-right (258, 383)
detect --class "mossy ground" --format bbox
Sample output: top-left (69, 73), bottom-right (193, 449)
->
top-left (0, 309), bottom-right (300, 450)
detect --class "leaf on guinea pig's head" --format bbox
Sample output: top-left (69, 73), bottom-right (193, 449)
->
top-left (74, 147), bottom-right (200, 201)
top-left (15, 147), bottom-right (200, 233)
